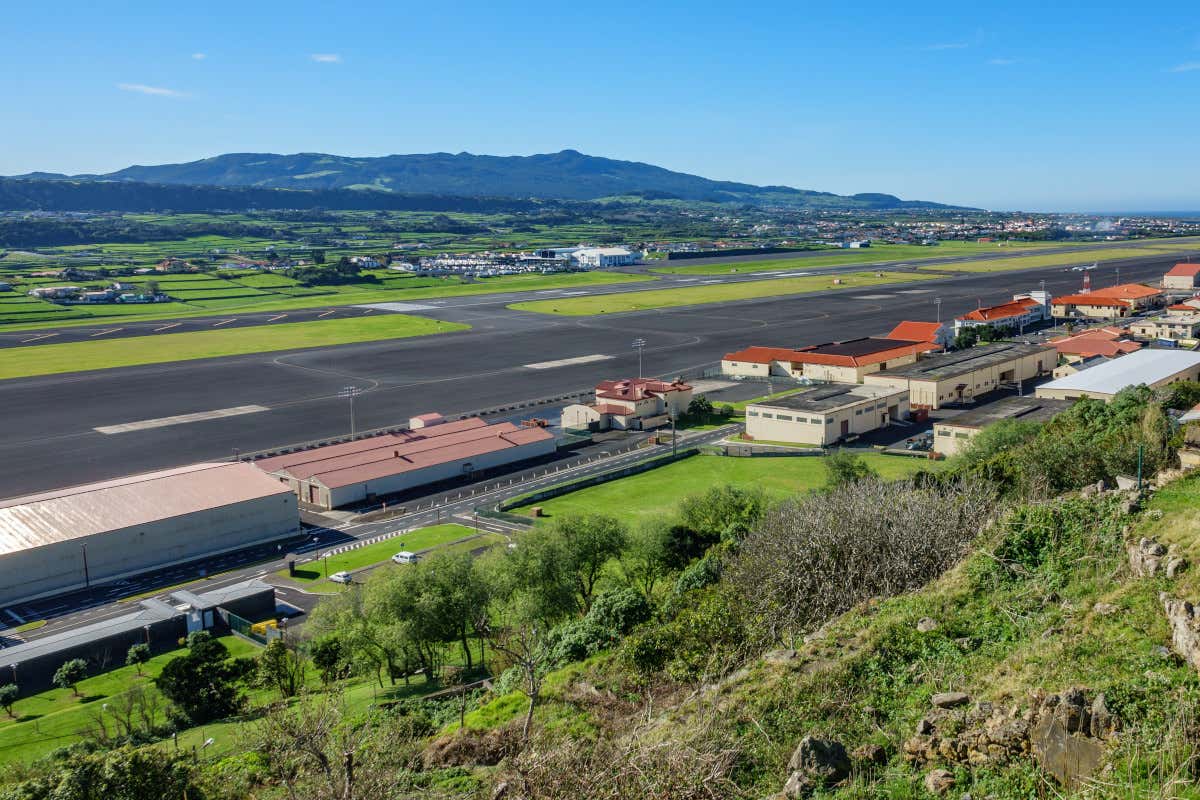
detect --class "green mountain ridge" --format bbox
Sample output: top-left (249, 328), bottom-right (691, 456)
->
top-left (9, 149), bottom-right (969, 210)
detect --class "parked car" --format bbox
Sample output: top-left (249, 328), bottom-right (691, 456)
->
top-left (329, 571), bottom-right (353, 584)
top-left (391, 551), bottom-right (419, 564)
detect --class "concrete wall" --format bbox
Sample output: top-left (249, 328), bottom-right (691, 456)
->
top-left (934, 424), bottom-right (978, 457)
top-left (721, 359), bottom-right (787, 378)
top-left (0, 494), bottom-right (299, 607)
top-left (1164, 275), bottom-right (1199, 290)
top-left (321, 436), bottom-right (558, 508)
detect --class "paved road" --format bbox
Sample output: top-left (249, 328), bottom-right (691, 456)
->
top-left (0, 249), bottom-right (1180, 498)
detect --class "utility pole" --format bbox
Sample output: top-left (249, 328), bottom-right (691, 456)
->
top-left (934, 297), bottom-right (942, 324)
top-left (632, 338), bottom-right (646, 378)
top-left (339, 386), bottom-right (362, 436)
top-left (81, 543), bottom-right (90, 591)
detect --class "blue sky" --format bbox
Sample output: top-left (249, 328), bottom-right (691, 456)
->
top-left (2, 1), bottom-right (1198, 211)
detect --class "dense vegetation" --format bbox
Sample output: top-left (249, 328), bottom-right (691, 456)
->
top-left (4, 384), bottom-right (1199, 799)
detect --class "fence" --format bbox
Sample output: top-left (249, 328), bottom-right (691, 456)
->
top-left (220, 608), bottom-right (279, 645)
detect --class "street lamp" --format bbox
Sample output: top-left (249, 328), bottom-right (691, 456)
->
top-left (339, 386), bottom-right (362, 436)
top-left (632, 338), bottom-right (646, 378)
top-left (934, 297), bottom-right (942, 324)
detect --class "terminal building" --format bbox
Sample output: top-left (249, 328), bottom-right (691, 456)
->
top-left (255, 414), bottom-right (556, 509)
top-left (862, 343), bottom-right (1049, 409)
top-left (0, 463), bottom-right (299, 606)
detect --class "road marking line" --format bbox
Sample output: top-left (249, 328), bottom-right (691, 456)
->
top-left (90, 328), bottom-right (123, 337)
top-left (153, 323), bottom-right (181, 332)
top-left (19, 333), bottom-right (58, 343)
top-left (266, 314), bottom-right (287, 322)
top-left (211, 318), bottom-right (237, 327)
top-left (559, 291), bottom-right (589, 296)
top-left (352, 302), bottom-right (437, 312)
top-left (94, 404), bottom-right (271, 434)
top-left (700, 279), bottom-right (722, 284)
top-left (524, 353), bottom-right (614, 370)
top-left (318, 310), bottom-right (336, 318)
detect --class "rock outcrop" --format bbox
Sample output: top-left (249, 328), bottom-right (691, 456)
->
top-left (903, 688), bottom-right (1117, 787)
top-left (781, 736), bottom-right (850, 797)
top-left (1161, 593), bottom-right (1200, 672)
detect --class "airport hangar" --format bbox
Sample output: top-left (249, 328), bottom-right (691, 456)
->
top-left (0, 462), bottom-right (299, 607)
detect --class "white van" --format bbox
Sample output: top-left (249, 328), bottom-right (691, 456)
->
top-left (391, 551), bottom-right (419, 565)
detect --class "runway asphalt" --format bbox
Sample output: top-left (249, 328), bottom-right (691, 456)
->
top-left (0, 249), bottom-right (1180, 498)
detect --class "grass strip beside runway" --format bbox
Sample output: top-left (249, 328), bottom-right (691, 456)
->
top-left (0, 314), bottom-right (468, 380)
top-left (918, 247), bottom-right (1180, 273)
top-left (506, 270), bottom-right (939, 316)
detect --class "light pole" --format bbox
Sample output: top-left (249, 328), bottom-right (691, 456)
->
top-left (934, 297), bottom-right (942, 324)
top-left (632, 338), bottom-right (646, 378)
top-left (339, 386), bottom-right (362, 436)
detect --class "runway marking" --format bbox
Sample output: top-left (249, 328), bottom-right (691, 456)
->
top-left (94, 404), bottom-right (271, 435)
top-left (361, 308), bottom-right (375, 314)
top-left (353, 302), bottom-right (439, 312)
top-left (90, 328), bottom-right (123, 337)
top-left (19, 333), bottom-right (58, 343)
top-left (896, 289), bottom-right (934, 294)
top-left (558, 291), bottom-right (589, 296)
top-left (266, 314), bottom-right (287, 322)
top-left (700, 280), bottom-right (723, 284)
top-left (317, 310), bottom-right (336, 318)
top-left (524, 353), bottom-right (614, 370)
top-left (211, 318), bottom-right (237, 327)
top-left (852, 294), bottom-right (893, 300)
top-left (153, 323), bottom-right (181, 332)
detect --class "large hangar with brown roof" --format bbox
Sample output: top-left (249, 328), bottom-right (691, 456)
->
top-left (0, 463), bottom-right (299, 606)
top-left (254, 414), bottom-right (557, 509)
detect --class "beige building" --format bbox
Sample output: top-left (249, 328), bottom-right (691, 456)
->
top-left (1036, 349), bottom-right (1200, 402)
top-left (933, 396), bottom-right (1070, 457)
top-left (723, 338), bottom-right (934, 384)
top-left (561, 378), bottom-right (693, 432)
top-left (1051, 284), bottom-right (1164, 319)
top-left (863, 343), bottom-right (1049, 409)
top-left (745, 383), bottom-right (910, 446)
top-left (1163, 263), bottom-right (1200, 290)
top-left (1129, 314), bottom-right (1200, 341)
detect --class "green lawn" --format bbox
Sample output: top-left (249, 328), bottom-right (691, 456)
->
top-left (0, 271), bottom-right (655, 333)
top-left (0, 636), bottom-right (260, 764)
top-left (507, 270), bottom-right (938, 316)
top-left (0, 314), bottom-right (467, 381)
top-left (284, 524), bottom-right (480, 584)
top-left (918, 246), bottom-right (1179, 273)
top-left (509, 453), bottom-right (940, 521)
top-left (649, 241), bottom-right (1064, 276)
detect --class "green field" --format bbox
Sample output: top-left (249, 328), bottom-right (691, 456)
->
top-left (507, 270), bottom-right (939, 316)
top-left (509, 452), bottom-right (941, 521)
top-left (285, 524), bottom-right (480, 585)
top-left (648, 241), bottom-right (1072, 275)
top-left (0, 314), bottom-right (467, 381)
top-left (0, 270), bottom-right (655, 332)
top-left (918, 246), bottom-right (1180, 273)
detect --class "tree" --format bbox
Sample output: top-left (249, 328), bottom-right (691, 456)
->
top-left (953, 325), bottom-right (980, 350)
top-left (125, 643), bottom-right (151, 676)
top-left (311, 248), bottom-right (326, 264)
top-left (0, 683), bottom-right (17, 717)
top-left (0, 745), bottom-right (201, 800)
top-left (552, 514), bottom-right (628, 613)
top-left (677, 484), bottom-right (767, 547)
top-left (155, 631), bottom-right (252, 725)
top-left (823, 450), bottom-right (878, 489)
top-left (686, 395), bottom-right (714, 419)
top-left (256, 639), bottom-right (307, 699)
top-left (53, 658), bottom-right (88, 696)
top-left (309, 636), bottom-right (350, 686)
top-left (619, 515), bottom-right (675, 599)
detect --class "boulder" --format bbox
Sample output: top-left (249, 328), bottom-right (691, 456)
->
top-left (931, 692), bottom-right (970, 709)
top-left (1129, 537), bottom-right (1169, 577)
top-left (782, 736), bottom-right (850, 797)
top-left (1092, 602), bottom-right (1118, 617)
top-left (1168, 557), bottom-right (1188, 580)
top-left (1160, 593), bottom-right (1200, 672)
top-left (1030, 712), bottom-right (1105, 787)
top-left (917, 617), bottom-right (940, 633)
top-left (851, 743), bottom-right (888, 767)
top-left (923, 769), bottom-right (955, 795)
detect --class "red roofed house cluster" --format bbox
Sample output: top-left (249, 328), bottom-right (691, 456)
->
top-left (954, 291), bottom-right (1050, 333)
top-left (1051, 283), bottom-right (1164, 319)
top-left (561, 378), bottom-right (693, 433)
top-left (254, 414), bottom-right (556, 509)
top-left (1044, 326), bottom-right (1142, 361)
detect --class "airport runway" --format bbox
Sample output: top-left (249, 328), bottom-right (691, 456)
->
top-left (0, 251), bottom-right (1179, 498)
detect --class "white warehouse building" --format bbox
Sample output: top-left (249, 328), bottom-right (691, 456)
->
top-left (573, 247), bottom-right (637, 268)
top-left (0, 463), bottom-right (300, 606)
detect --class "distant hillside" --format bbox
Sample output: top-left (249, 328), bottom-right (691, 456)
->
top-left (11, 150), bottom-right (966, 210)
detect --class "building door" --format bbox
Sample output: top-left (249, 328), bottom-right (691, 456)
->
top-left (308, 485), bottom-right (318, 505)
top-left (840, 420), bottom-right (849, 438)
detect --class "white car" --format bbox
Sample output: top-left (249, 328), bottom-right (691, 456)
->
top-left (329, 571), bottom-right (353, 584)
top-left (391, 551), bottom-right (419, 564)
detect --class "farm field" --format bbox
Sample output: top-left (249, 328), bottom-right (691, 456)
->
top-left (918, 246), bottom-right (1180, 273)
top-left (509, 452), bottom-right (942, 521)
top-left (285, 524), bottom-right (482, 585)
top-left (0, 314), bottom-right (467, 381)
top-left (507, 270), bottom-right (938, 316)
top-left (648, 240), bottom-right (1072, 275)
top-left (0, 269), bottom-right (654, 331)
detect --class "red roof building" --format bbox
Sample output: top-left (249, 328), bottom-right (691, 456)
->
top-left (1052, 283), bottom-right (1163, 318)
top-left (563, 378), bottom-right (693, 433)
top-left (886, 321), bottom-right (948, 346)
top-left (1165, 263), bottom-right (1200, 290)
top-left (1044, 327), bottom-right (1142, 360)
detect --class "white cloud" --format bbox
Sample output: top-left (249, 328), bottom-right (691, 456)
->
top-left (987, 58), bottom-right (1018, 66)
top-left (311, 53), bottom-right (341, 63)
top-left (191, 52), bottom-right (206, 60)
top-left (1169, 61), bottom-right (1200, 73)
top-left (117, 83), bottom-right (185, 97)
top-left (924, 42), bottom-right (968, 51)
